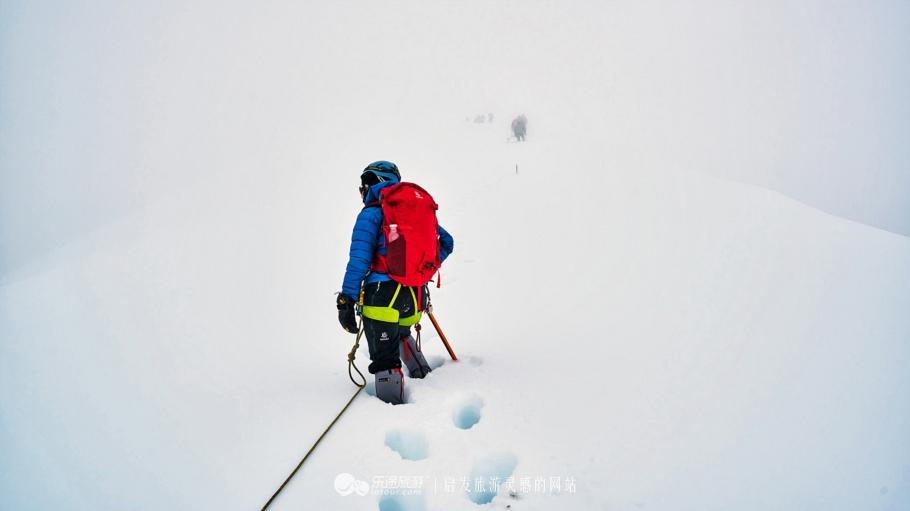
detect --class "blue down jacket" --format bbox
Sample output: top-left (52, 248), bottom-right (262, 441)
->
top-left (342, 181), bottom-right (454, 299)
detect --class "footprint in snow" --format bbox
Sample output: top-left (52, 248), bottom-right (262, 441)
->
top-left (384, 429), bottom-right (429, 461)
top-left (453, 394), bottom-right (484, 430)
top-left (466, 451), bottom-right (519, 505)
top-left (379, 493), bottom-right (426, 511)
top-left (426, 354), bottom-right (447, 370)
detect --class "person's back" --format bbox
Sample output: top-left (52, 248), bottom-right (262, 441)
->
top-left (336, 161), bottom-right (454, 404)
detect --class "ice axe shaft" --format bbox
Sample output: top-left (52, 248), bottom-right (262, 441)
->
top-left (426, 311), bottom-right (457, 361)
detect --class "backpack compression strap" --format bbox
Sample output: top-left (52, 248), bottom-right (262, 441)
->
top-left (361, 199), bottom-right (387, 271)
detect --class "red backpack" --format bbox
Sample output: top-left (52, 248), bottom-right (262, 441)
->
top-left (369, 182), bottom-right (441, 287)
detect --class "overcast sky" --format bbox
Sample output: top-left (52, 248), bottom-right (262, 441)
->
top-left (2, 0), bottom-right (908, 279)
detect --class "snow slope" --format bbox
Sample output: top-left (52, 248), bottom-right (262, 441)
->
top-left (2, 2), bottom-right (909, 510)
top-left (3, 118), bottom-right (908, 510)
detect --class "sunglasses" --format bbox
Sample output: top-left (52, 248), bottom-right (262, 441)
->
top-left (359, 169), bottom-right (395, 198)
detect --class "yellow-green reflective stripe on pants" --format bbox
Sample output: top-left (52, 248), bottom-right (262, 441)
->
top-left (361, 306), bottom-right (423, 326)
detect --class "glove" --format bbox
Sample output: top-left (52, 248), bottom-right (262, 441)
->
top-left (336, 294), bottom-right (358, 333)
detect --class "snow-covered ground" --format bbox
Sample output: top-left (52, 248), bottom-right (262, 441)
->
top-left (2, 2), bottom-right (909, 510)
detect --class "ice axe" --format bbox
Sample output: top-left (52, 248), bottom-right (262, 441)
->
top-left (426, 308), bottom-right (457, 361)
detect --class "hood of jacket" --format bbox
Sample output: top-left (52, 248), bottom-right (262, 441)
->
top-left (363, 180), bottom-right (398, 204)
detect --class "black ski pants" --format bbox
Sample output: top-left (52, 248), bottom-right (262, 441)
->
top-left (362, 280), bottom-right (429, 374)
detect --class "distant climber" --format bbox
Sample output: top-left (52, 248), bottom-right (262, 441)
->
top-left (511, 115), bottom-right (527, 141)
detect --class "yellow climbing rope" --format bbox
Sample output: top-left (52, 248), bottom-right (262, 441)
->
top-left (347, 322), bottom-right (367, 388)
top-left (261, 320), bottom-right (366, 510)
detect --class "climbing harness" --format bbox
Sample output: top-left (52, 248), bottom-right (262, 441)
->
top-left (360, 282), bottom-right (422, 326)
top-left (260, 319), bottom-right (366, 511)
